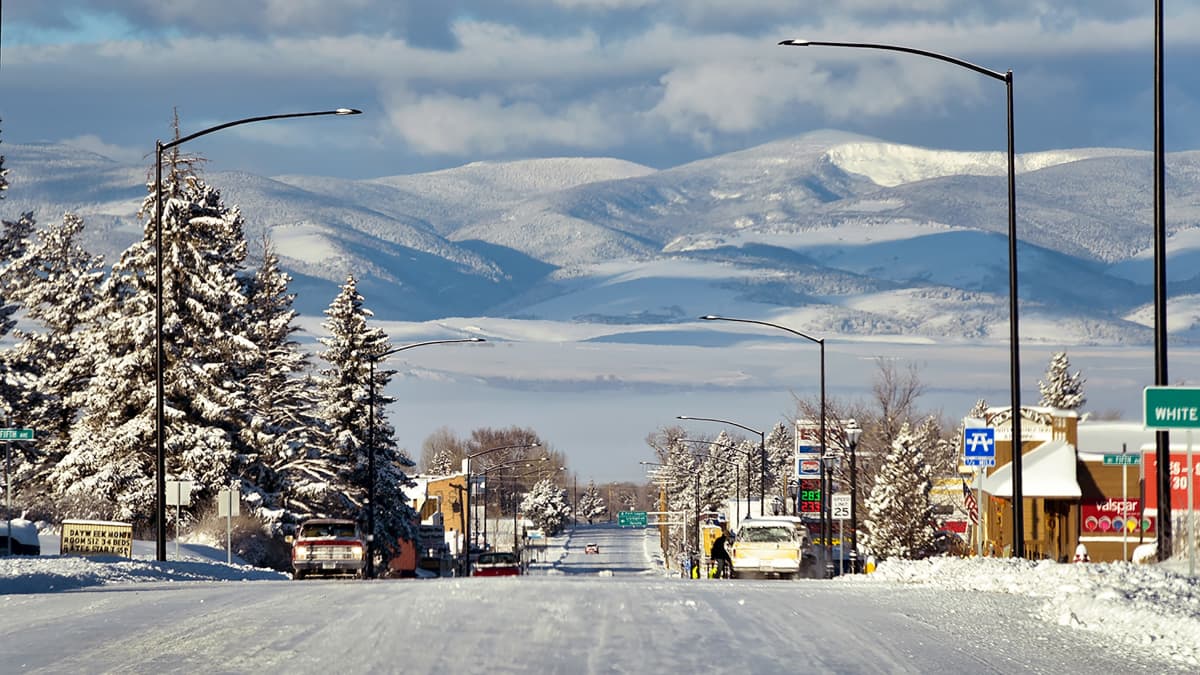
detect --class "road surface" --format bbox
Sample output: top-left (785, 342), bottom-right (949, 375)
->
top-left (0, 524), bottom-right (1182, 674)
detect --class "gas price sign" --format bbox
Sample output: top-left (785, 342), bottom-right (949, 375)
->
top-left (798, 479), bottom-right (821, 513)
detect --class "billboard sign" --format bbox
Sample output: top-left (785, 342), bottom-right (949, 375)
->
top-left (1142, 452), bottom-right (1200, 511)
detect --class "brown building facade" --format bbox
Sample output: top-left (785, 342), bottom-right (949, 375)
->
top-left (974, 408), bottom-right (1145, 562)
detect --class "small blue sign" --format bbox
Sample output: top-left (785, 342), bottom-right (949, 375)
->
top-left (963, 427), bottom-right (996, 467)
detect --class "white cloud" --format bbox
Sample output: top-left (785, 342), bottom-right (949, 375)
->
top-left (56, 134), bottom-right (143, 163)
top-left (383, 91), bottom-right (622, 156)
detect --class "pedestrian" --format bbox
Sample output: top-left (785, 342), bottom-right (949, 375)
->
top-left (710, 527), bottom-right (732, 578)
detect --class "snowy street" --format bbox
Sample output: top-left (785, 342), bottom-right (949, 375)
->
top-left (2, 524), bottom-right (1194, 673)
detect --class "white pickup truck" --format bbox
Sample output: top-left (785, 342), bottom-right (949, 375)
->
top-left (730, 517), bottom-right (811, 580)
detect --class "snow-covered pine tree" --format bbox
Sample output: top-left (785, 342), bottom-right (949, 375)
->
top-left (520, 478), bottom-right (572, 535)
top-left (313, 275), bottom-right (417, 558)
top-left (697, 431), bottom-right (736, 513)
top-left (53, 147), bottom-right (253, 528)
top-left (1038, 351), bottom-right (1087, 411)
top-left (235, 239), bottom-right (323, 532)
top-left (577, 480), bottom-right (607, 523)
top-left (864, 421), bottom-right (935, 559)
top-left (664, 437), bottom-right (699, 554)
top-left (0, 213), bottom-right (104, 513)
top-left (765, 422), bottom-right (792, 512)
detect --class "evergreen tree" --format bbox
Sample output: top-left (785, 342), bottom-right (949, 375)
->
top-left (520, 478), bottom-right (572, 535)
top-left (765, 422), bottom-right (793, 512)
top-left (52, 148), bottom-right (253, 528)
top-left (864, 422), bottom-right (935, 559)
top-left (1038, 351), bottom-right (1086, 411)
top-left (0, 213), bottom-right (104, 513)
top-left (236, 239), bottom-right (322, 532)
top-left (697, 431), bottom-right (735, 513)
top-left (313, 275), bottom-right (417, 558)
top-left (576, 480), bottom-right (607, 523)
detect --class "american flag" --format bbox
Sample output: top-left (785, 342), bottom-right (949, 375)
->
top-left (962, 478), bottom-right (979, 525)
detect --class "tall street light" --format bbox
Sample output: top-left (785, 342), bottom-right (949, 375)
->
top-left (465, 442), bottom-right (541, 561)
top-left (844, 420), bottom-right (864, 573)
top-left (1152, 0), bottom-right (1172, 562)
top-left (677, 416), bottom-right (766, 515)
top-left (779, 39), bottom-right (1025, 558)
top-left (365, 337), bottom-right (485, 578)
top-left (479, 457), bottom-right (547, 549)
top-left (700, 315), bottom-right (827, 543)
top-left (153, 107), bottom-right (361, 560)
top-left (679, 437), bottom-right (750, 521)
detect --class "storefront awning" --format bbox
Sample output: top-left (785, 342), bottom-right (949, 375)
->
top-left (982, 439), bottom-right (1081, 499)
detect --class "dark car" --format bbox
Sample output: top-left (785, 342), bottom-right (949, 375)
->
top-left (472, 551), bottom-right (521, 576)
top-left (0, 519), bottom-right (40, 556)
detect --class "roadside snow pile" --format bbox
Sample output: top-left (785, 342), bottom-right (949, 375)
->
top-left (853, 557), bottom-right (1200, 667)
top-left (0, 555), bottom-right (287, 594)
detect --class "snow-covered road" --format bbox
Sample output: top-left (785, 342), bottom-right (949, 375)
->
top-left (1, 573), bottom-right (1180, 674)
top-left (1, 524), bottom-right (1196, 673)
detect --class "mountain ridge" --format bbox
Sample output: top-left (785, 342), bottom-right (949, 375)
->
top-left (3, 132), bottom-right (1198, 343)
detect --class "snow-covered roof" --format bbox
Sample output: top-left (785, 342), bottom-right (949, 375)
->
top-left (983, 439), bottom-right (1081, 498)
top-left (1076, 421), bottom-right (1152, 458)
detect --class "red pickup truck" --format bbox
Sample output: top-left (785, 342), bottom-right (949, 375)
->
top-left (290, 518), bottom-right (366, 580)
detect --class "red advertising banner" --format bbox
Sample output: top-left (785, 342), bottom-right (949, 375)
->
top-left (1080, 498), bottom-right (1151, 534)
top-left (1142, 452), bottom-right (1200, 511)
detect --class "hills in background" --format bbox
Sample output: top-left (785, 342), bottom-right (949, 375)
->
top-left (4, 130), bottom-right (1200, 345)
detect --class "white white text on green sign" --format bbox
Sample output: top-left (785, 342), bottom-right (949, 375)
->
top-left (1143, 387), bottom-right (1200, 429)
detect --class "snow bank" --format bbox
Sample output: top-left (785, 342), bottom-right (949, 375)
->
top-left (0, 555), bottom-right (287, 594)
top-left (852, 557), bottom-right (1200, 667)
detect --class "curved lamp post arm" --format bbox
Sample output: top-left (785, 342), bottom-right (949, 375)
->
top-left (778, 37), bottom-right (1023, 558)
top-left (677, 416), bottom-right (766, 515)
top-left (153, 107), bottom-right (362, 562)
top-left (778, 40), bottom-right (1006, 83)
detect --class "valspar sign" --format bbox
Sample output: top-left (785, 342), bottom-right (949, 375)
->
top-left (60, 519), bottom-right (134, 558)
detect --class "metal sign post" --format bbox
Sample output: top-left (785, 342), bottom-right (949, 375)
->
top-left (217, 483), bottom-right (241, 565)
top-left (1, 427), bottom-right (35, 558)
top-left (165, 479), bottom-right (193, 561)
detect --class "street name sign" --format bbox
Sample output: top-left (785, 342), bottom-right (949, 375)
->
top-left (618, 511), bottom-right (648, 528)
top-left (1103, 454), bottom-right (1141, 466)
top-left (0, 428), bottom-right (34, 441)
top-left (1144, 386), bottom-right (1200, 429)
top-left (962, 427), bottom-right (996, 467)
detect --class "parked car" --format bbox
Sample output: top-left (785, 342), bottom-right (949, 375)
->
top-left (472, 551), bottom-right (521, 576)
top-left (584, 543), bottom-right (600, 554)
top-left (0, 519), bottom-right (40, 556)
top-left (289, 518), bottom-right (366, 580)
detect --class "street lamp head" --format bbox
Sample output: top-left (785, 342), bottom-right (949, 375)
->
top-left (699, 315), bottom-right (720, 321)
top-left (335, 108), bottom-right (363, 115)
top-left (845, 419), bottom-right (863, 446)
top-left (778, 39), bottom-right (811, 46)
top-left (468, 337), bottom-right (486, 342)
top-left (676, 415), bottom-right (690, 420)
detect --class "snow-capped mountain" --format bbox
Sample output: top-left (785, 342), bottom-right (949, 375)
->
top-left (4, 131), bottom-right (1199, 344)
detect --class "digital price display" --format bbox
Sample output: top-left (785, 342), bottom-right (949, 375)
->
top-left (798, 479), bottom-right (821, 513)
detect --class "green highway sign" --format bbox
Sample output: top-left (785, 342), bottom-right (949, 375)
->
top-left (1144, 386), bottom-right (1200, 429)
top-left (1103, 454), bottom-right (1140, 466)
top-left (0, 428), bottom-right (34, 440)
top-left (618, 511), bottom-right (648, 528)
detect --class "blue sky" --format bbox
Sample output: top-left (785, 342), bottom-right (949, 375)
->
top-left (2, 1), bottom-right (1199, 179)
